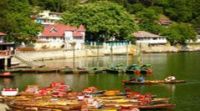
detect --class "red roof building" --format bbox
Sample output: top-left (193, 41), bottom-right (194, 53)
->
top-left (0, 32), bottom-right (6, 36)
top-left (38, 23), bottom-right (86, 49)
top-left (158, 15), bottom-right (172, 25)
top-left (39, 24), bottom-right (85, 38)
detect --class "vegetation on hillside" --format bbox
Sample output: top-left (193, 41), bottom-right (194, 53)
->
top-left (0, 0), bottom-right (41, 44)
top-left (0, 0), bottom-right (199, 45)
top-left (61, 1), bottom-right (137, 42)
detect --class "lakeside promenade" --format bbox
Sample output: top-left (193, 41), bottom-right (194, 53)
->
top-left (15, 44), bottom-right (200, 60)
top-left (12, 44), bottom-right (200, 68)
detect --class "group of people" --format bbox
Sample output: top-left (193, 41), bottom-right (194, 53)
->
top-left (129, 75), bottom-right (176, 83)
top-left (164, 75), bottom-right (176, 82)
top-left (129, 75), bottom-right (145, 83)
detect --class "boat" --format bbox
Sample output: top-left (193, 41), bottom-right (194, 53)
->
top-left (89, 67), bottom-right (106, 74)
top-left (125, 64), bottom-right (152, 75)
top-left (0, 72), bottom-right (14, 78)
top-left (140, 64), bottom-right (153, 74)
top-left (123, 80), bottom-right (186, 85)
top-left (105, 64), bottom-right (124, 74)
top-left (1, 88), bottom-right (18, 96)
top-left (125, 64), bottom-right (141, 74)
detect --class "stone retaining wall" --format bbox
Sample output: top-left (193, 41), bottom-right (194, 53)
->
top-left (14, 44), bottom-right (200, 62)
top-left (15, 45), bottom-right (136, 61)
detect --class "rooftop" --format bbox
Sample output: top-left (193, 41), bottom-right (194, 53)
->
top-left (0, 32), bottom-right (6, 36)
top-left (133, 31), bottom-right (162, 38)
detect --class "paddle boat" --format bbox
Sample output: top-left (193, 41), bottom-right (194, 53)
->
top-left (1, 88), bottom-right (18, 96)
top-left (105, 64), bottom-right (125, 74)
top-left (126, 64), bottom-right (152, 75)
top-left (123, 80), bottom-right (186, 85)
top-left (123, 76), bottom-right (186, 85)
top-left (0, 72), bottom-right (14, 78)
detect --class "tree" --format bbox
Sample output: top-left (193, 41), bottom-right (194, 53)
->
top-left (29, 0), bottom-right (80, 12)
top-left (135, 8), bottom-right (163, 34)
top-left (126, 3), bottom-right (144, 14)
top-left (164, 0), bottom-right (193, 22)
top-left (161, 23), bottom-right (197, 45)
top-left (0, 0), bottom-right (41, 44)
top-left (61, 1), bottom-right (138, 41)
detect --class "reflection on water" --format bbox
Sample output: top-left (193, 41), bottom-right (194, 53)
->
top-left (0, 52), bottom-right (200, 111)
top-left (0, 78), bottom-right (15, 89)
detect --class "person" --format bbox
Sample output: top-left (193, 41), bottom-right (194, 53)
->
top-left (129, 77), bottom-right (136, 82)
top-left (137, 76), bottom-right (145, 83)
top-left (165, 75), bottom-right (176, 82)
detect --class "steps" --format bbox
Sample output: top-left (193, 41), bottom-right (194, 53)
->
top-left (13, 53), bottom-right (45, 68)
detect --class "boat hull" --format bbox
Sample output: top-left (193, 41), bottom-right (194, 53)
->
top-left (123, 80), bottom-right (186, 85)
top-left (1, 90), bottom-right (18, 96)
top-left (0, 75), bottom-right (14, 78)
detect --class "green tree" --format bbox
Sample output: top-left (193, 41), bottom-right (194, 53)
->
top-left (61, 1), bottom-right (137, 41)
top-left (126, 3), bottom-right (144, 14)
top-left (164, 0), bottom-right (193, 22)
top-left (161, 23), bottom-right (197, 45)
top-left (135, 8), bottom-right (163, 34)
top-left (192, 16), bottom-right (200, 33)
top-left (29, 0), bottom-right (80, 12)
top-left (0, 0), bottom-right (41, 44)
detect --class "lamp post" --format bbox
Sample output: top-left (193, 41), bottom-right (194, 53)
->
top-left (126, 41), bottom-right (129, 67)
top-left (70, 41), bottom-right (76, 71)
top-left (110, 41), bottom-right (113, 63)
top-left (97, 40), bottom-right (100, 68)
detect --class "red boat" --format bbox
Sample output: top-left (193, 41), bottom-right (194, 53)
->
top-left (1, 88), bottom-right (18, 96)
top-left (0, 72), bottom-right (14, 78)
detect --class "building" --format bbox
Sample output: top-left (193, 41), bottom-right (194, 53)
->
top-left (33, 10), bottom-right (61, 25)
top-left (0, 32), bottom-right (6, 43)
top-left (158, 15), bottom-right (172, 26)
top-left (0, 32), bottom-right (15, 70)
top-left (133, 31), bottom-right (167, 45)
top-left (38, 24), bottom-right (85, 49)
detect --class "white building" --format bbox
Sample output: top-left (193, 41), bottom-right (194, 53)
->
top-left (34, 10), bottom-right (61, 25)
top-left (0, 32), bottom-right (6, 43)
top-left (38, 24), bottom-right (85, 49)
top-left (133, 31), bottom-right (167, 45)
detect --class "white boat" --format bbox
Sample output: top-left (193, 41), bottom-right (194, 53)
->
top-left (1, 88), bottom-right (18, 96)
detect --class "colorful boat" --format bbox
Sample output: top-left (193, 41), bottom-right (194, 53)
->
top-left (0, 72), bottom-right (14, 78)
top-left (1, 88), bottom-right (18, 96)
top-left (123, 80), bottom-right (186, 85)
top-left (105, 64), bottom-right (124, 74)
top-left (126, 64), bottom-right (152, 75)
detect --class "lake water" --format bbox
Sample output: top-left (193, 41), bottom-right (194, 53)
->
top-left (1, 52), bottom-right (200, 111)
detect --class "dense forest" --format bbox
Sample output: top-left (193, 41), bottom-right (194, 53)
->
top-left (0, 0), bottom-right (199, 45)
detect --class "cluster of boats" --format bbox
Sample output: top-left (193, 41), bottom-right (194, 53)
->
top-left (0, 63), bottom-right (187, 111)
top-left (104, 64), bottom-right (152, 75)
top-left (0, 82), bottom-right (176, 111)
top-left (59, 63), bottom-right (153, 75)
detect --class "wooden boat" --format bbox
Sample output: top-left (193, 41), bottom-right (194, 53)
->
top-left (0, 72), bottom-right (14, 78)
top-left (138, 103), bottom-right (176, 110)
top-left (126, 64), bottom-right (152, 75)
top-left (105, 64), bottom-right (125, 74)
top-left (105, 69), bottom-right (124, 74)
top-left (1, 88), bottom-right (18, 96)
top-left (123, 80), bottom-right (186, 85)
top-left (104, 103), bottom-right (175, 110)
